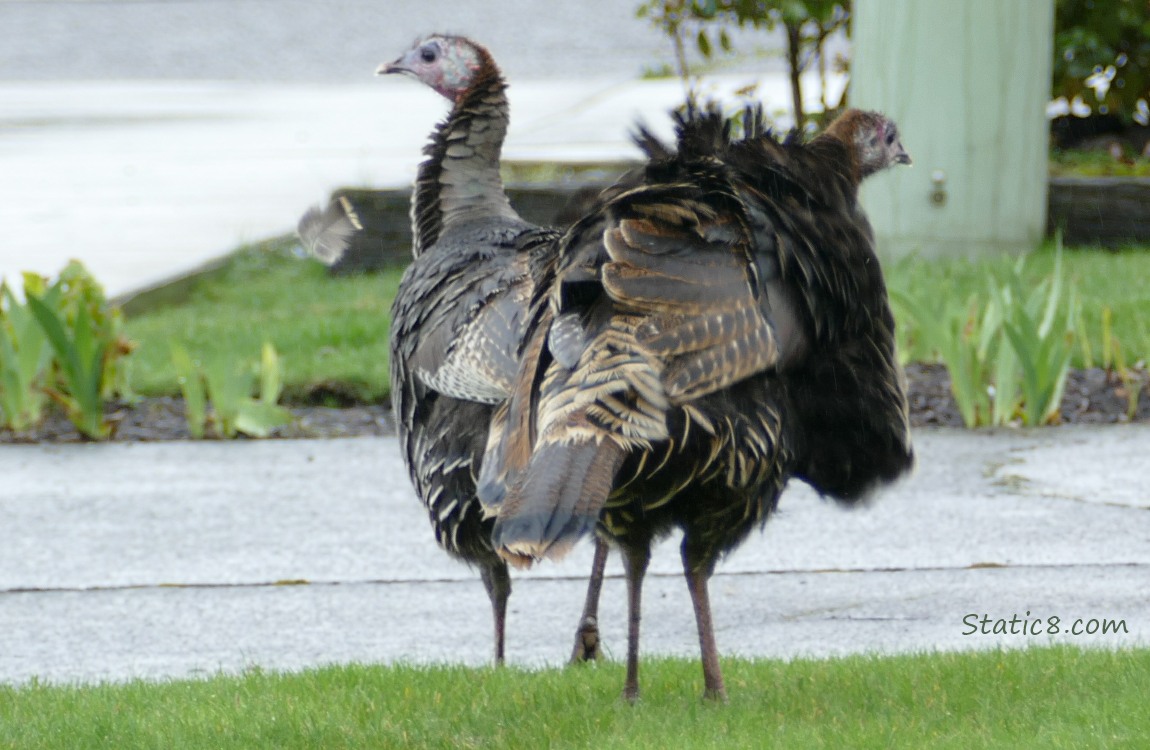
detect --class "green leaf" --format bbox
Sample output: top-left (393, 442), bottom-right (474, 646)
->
top-left (202, 356), bottom-right (254, 439)
top-left (890, 285), bottom-right (994, 427)
top-left (779, 0), bottom-right (811, 25)
top-left (21, 272), bottom-right (47, 299)
top-left (259, 342), bottom-right (283, 405)
top-left (170, 343), bottom-right (207, 440)
top-left (1073, 301), bottom-right (1093, 368)
top-left (990, 318), bottom-right (1021, 426)
top-left (1036, 247), bottom-right (1064, 339)
top-left (1101, 306), bottom-right (1114, 371)
top-left (694, 0), bottom-right (719, 17)
top-left (696, 29), bottom-right (712, 57)
top-left (235, 399), bottom-right (294, 438)
top-left (26, 292), bottom-right (108, 439)
top-left (0, 326), bottom-right (38, 430)
top-left (0, 283), bottom-right (51, 430)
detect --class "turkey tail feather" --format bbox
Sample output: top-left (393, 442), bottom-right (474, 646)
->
top-left (491, 438), bottom-right (625, 568)
top-left (475, 307), bottom-right (552, 512)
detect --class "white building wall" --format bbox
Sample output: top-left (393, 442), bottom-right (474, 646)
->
top-left (852, 0), bottom-right (1055, 258)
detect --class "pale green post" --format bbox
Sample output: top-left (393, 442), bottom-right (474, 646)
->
top-left (851, 0), bottom-right (1055, 258)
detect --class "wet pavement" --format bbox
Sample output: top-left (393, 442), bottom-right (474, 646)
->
top-left (0, 0), bottom-right (781, 84)
top-left (2, 427), bottom-right (1147, 685)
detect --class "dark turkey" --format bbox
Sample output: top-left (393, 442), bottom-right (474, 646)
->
top-left (478, 105), bottom-right (914, 700)
top-left (368, 34), bottom-right (610, 664)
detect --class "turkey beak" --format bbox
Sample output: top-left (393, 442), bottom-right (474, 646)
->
top-left (894, 142), bottom-right (913, 166)
top-left (377, 50), bottom-right (416, 76)
top-left (377, 58), bottom-right (407, 76)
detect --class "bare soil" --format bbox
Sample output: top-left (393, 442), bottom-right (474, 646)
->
top-left (903, 364), bottom-right (1150, 427)
top-left (3, 365), bottom-right (1147, 444)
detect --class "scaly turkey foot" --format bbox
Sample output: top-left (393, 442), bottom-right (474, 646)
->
top-left (569, 615), bottom-right (602, 663)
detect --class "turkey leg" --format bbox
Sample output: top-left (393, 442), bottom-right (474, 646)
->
top-left (621, 542), bottom-right (651, 702)
top-left (569, 537), bottom-right (610, 663)
top-left (479, 562), bottom-right (511, 665)
top-left (682, 542), bottom-right (727, 701)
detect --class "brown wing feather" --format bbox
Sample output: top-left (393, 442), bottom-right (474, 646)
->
top-left (481, 183), bottom-right (794, 563)
top-left (598, 207), bottom-right (784, 403)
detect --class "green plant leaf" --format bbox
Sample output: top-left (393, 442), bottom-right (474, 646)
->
top-left (25, 292), bottom-right (108, 439)
top-left (890, 285), bottom-right (996, 427)
top-left (170, 343), bottom-right (207, 440)
top-left (259, 342), bottom-right (283, 405)
top-left (1037, 248), bottom-right (1064, 339)
top-left (202, 356), bottom-right (254, 439)
top-left (696, 29), bottom-right (712, 57)
top-left (0, 331), bottom-right (43, 431)
top-left (235, 399), bottom-right (294, 438)
top-left (1073, 302), bottom-right (1093, 368)
top-left (0, 283), bottom-right (52, 431)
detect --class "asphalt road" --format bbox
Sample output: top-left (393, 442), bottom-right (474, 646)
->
top-left (2, 426), bottom-right (1147, 685)
top-left (0, 0), bottom-right (784, 83)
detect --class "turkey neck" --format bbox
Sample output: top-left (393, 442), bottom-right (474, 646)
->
top-left (811, 115), bottom-right (867, 192)
top-left (411, 61), bottom-right (519, 256)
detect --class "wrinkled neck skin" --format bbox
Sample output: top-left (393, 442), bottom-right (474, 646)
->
top-left (412, 68), bottom-right (520, 255)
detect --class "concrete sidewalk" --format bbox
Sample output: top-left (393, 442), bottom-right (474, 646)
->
top-left (2, 426), bottom-right (1147, 685)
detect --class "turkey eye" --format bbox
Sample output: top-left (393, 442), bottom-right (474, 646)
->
top-left (421, 46), bottom-right (437, 63)
top-left (885, 130), bottom-right (897, 145)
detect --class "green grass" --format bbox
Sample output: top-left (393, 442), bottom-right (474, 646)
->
top-left (121, 237), bottom-right (403, 404)
top-left (885, 241), bottom-right (1150, 368)
top-left (1, 647), bottom-right (1146, 748)
top-left (1050, 148), bottom-right (1150, 178)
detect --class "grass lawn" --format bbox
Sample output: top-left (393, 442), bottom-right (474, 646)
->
top-left (120, 239), bottom-right (1150, 403)
top-left (884, 242), bottom-right (1150, 367)
top-left (1, 646), bottom-right (1145, 749)
top-left (1049, 148), bottom-right (1150, 178)
top-left (121, 237), bottom-right (404, 404)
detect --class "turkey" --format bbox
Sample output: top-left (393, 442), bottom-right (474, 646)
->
top-left (478, 105), bottom-right (914, 700)
top-left (338, 34), bottom-right (611, 664)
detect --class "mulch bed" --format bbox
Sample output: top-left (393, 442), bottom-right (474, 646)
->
top-left (2, 365), bottom-right (1147, 444)
top-left (904, 364), bottom-right (1150, 428)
